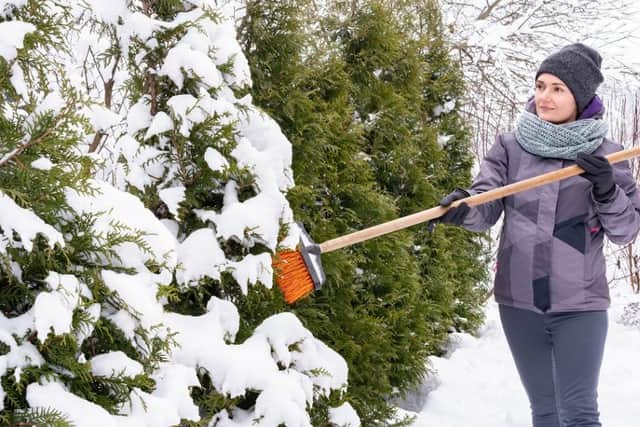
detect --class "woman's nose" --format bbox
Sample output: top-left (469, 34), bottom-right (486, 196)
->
top-left (539, 88), bottom-right (551, 100)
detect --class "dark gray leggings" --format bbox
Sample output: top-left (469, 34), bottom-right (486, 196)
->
top-left (499, 304), bottom-right (608, 427)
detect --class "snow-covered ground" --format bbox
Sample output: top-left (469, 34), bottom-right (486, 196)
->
top-left (403, 283), bottom-right (640, 426)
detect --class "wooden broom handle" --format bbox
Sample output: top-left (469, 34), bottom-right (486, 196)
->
top-left (319, 146), bottom-right (640, 253)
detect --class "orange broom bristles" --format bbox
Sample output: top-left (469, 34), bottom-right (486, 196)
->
top-left (273, 250), bottom-right (315, 304)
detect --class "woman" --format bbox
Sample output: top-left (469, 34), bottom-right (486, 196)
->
top-left (435, 43), bottom-right (640, 427)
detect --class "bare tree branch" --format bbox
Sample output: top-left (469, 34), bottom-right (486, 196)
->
top-left (477, 0), bottom-right (503, 20)
top-left (88, 52), bottom-right (121, 154)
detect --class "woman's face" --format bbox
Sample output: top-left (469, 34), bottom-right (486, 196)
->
top-left (534, 73), bottom-right (578, 124)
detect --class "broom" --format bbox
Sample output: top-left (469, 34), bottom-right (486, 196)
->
top-left (273, 147), bottom-right (640, 304)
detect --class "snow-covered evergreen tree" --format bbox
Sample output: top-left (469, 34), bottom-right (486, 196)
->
top-left (0, 0), bottom-right (358, 425)
top-left (240, 0), bottom-right (488, 424)
top-left (0, 1), bottom-right (174, 425)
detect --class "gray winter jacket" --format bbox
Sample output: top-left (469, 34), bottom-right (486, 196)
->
top-left (463, 132), bottom-right (640, 313)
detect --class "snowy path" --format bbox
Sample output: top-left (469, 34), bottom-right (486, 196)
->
top-left (408, 285), bottom-right (640, 427)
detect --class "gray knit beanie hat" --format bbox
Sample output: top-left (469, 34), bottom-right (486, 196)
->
top-left (535, 43), bottom-right (604, 115)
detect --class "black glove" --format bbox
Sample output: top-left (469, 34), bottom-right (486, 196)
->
top-left (428, 188), bottom-right (471, 231)
top-left (575, 152), bottom-right (616, 202)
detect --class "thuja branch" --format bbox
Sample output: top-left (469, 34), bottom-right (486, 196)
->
top-left (0, 103), bottom-right (74, 168)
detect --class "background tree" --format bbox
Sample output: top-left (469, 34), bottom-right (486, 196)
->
top-left (240, 0), bottom-right (489, 424)
top-left (335, 0), bottom-right (489, 347)
top-left (0, 1), bottom-right (167, 425)
top-left (79, 0), bottom-right (355, 424)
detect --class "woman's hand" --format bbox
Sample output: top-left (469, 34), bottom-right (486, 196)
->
top-left (575, 152), bottom-right (615, 202)
top-left (428, 188), bottom-right (471, 231)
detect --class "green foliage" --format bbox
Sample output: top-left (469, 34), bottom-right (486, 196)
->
top-left (1, 406), bottom-right (75, 427)
top-left (81, 318), bottom-right (139, 362)
top-left (35, 333), bottom-right (152, 413)
top-left (180, 369), bottom-right (240, 427)
top-left (1, 366), bottom-right (43, 413)
top-left (0, 340), bottom-right (9, 356)
top-left (109, 1), bottom-right (295, 424)
top-left (240, 0), bottom-right (490, 424)
top-left (0, 0), bottom-right (176, 421)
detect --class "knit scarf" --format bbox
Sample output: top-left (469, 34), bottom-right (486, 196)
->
top-left (515, 110), bottom-right (609, 160)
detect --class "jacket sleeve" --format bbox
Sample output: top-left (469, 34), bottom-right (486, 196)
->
top-left (592, 157), bottom-right (640, 245)
top-left (461, 135), bottom-right (508, 232)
